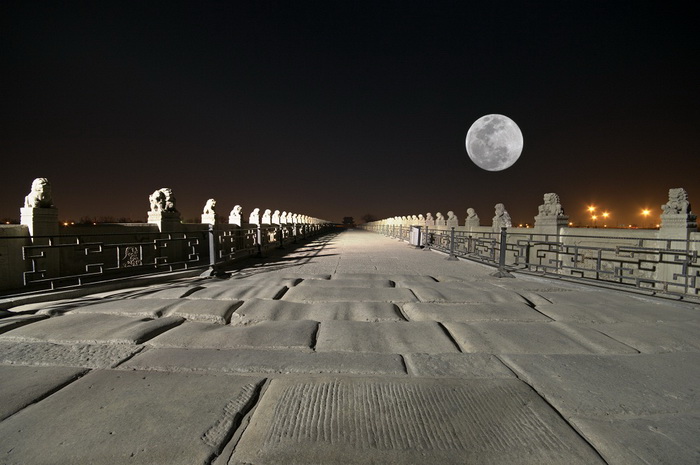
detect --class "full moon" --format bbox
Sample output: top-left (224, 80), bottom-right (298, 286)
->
top-left (465, 114), bottom-right (523, 171)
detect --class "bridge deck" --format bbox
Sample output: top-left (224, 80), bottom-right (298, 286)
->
top-left (1, 229), bottom-right (698, 464)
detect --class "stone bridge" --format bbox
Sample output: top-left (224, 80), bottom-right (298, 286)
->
top-left (1, 228), bottom-right (698, 464)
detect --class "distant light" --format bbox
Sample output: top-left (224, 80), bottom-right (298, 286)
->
top-left (642, 209), bottom-right (651, 216)
top-left (592, 215), bottom-right (597, 220)
top-left (602, 212), bottom-right (609, 218)
top-left (63, 222), bottom-right (69, 226)
top-left (518, 224), bottom-right (523, 227)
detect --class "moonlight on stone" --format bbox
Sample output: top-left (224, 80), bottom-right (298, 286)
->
top-left (465, 114), bottom-right (523, 171)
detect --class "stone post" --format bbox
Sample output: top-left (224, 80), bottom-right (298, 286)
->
top-left (464, 208), bottom-right (480, 230)
top-left (446, 211), bottom-right (459, 228)
top-left (201, 199), bottom-right (217, 225)
top-left (656, 188), bottom-right (698, 293)
top-left (147, 188), bottom-right (181, 232)
top-left (229, 205), bottom-right (243, 227)
top-left (659, 188), bottom-right (697, 237)
top-left (20, 178), bottom-right (60, 279)
top-left (532, 193), bottom-right (569, 274)
top-left (21, 207), bottom-right (59, 240)
top-left (534, 193), bottom-right (569, 235)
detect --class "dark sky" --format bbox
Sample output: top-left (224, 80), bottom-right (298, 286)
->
top-left (2, 1), bottom-right (698, 226)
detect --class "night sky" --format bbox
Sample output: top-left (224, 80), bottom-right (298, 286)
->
top-left (2, 1), bottom-right (698, 226)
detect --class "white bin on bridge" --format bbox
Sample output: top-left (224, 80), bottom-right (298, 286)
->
top-left (409, 226), bottom-right (422, 246)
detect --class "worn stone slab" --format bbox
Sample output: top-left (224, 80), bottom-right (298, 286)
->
top-left (0, 365), bottom-right (87, 420)
top-left (206, 277), bottom-right (301, 287)
top-left (500, 352), bottom-right (700, 416)
top-left (390, 275), bottom-right (439, 287)
top-left (409, 285), bottom-right (529, 304)
top-left (330, 273), bottom-right (394, 281)
top-left (66, 298), bottom-right (182, 318)
top-left (166, 299), bottom-right (243, 324)
top-left (282, 286), bottom-right (418, 302)
top-left (444, 321), bottom-right (637, 354)
top-left (434, 274), bottom-right (501, 283)
top-left (535, 289), bottom-right (658, 307)
top-left (488, 278), bottom-right (577, 294)
top-left (0, 314), bottom-right (48, 334)
top-left (232, 298), bottom-right (404, 324)
top-left (232, 377), bottom-right (605, 465)
top-left (316, 321), bottom-right (459, 353)
top-left (122, 348), bottom-right (407, 375)
top-left (571, 414), bottom-right (700, 465)
top-left (591, 321), bottom-right (700, 353)
top-left (0, 314), bottom-right (184, 344)
top-left (185, 283), bottom-right (289, 300)
top-left (0, 341), bottom-right (142, 368)
top-left (404, 353), bottom-right (516, 378)
top-left (297, 278), bottom-right (394, 288)
top-left (134, 285), bottom-right (204, 299)
top-left (147, 320), bottom-right (317, 351)
top-left (535, 299), bottom-right (700, 324)
top-left (402, 302), bottom-right (551, 323)
top-left (10, 298), bottom-right (99, 316)
top-left (0, 370), bottom-right (264, 465)
top-left (235, 273), bottom-right (330, 281)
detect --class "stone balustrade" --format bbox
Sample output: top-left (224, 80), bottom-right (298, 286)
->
top-left (0, 179), bottom-right (332, 293)
top-left (362, 189), bottom-right (699, 298)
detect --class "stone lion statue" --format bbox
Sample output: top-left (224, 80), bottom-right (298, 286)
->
top-left (203, 198), bottom-right (216, 215)
top-left (230, 205), bottom-right (242, 217)
top-left (465, 208), bottom-right (480, 227)
top-left (538, 193), bottom-right (564, 216)
top-left (249, 208), bottom-right (260, 224)
top-left (149, 188), bottom-right (177, 213)
top-left (24, 178), bottom-right (54, 208)
top-left (661, 188), bottom-right (691, 216)
top-left (446, 211), bottom-right (459, 226)
top-left (493, 203), bottom-right (512, 231)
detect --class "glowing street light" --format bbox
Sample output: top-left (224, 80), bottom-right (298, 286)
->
top-left (602, 211), bottom-right (609, 227)
top-left (641, 209), bottom-right (651, 228)
top-left (587, 205), bottom-right (596, 227)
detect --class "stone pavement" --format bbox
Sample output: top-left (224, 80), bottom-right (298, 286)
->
top-left (0, 230), bottom-right (698, 464)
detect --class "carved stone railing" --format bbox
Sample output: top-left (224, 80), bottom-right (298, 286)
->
top-left (0, 179), bottom-right (332, 294)
top-left (361, 189), bottom-right (699, 299)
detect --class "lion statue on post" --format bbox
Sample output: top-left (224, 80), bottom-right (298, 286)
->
top-left (203, 198), bottom-right (216, 215)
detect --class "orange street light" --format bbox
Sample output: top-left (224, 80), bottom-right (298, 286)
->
top-left (587, 205), bottom-right (596, 227)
